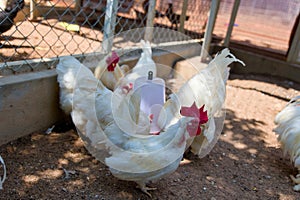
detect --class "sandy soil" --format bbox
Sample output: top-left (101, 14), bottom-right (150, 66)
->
top-left (0, 73), bottom-right (300, 199)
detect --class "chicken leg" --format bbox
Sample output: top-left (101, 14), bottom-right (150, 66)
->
top-left (136, 182), bottom-right (157, 197)
top-left (290, 174), bottom-right (300, 191)
top-left (290, 174), bottom-right (300, 184)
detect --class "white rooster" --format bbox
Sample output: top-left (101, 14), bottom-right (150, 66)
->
top-left (274, 96), bottom-right (300, 191)
top-left (56, 46), bottom-right (244, 196)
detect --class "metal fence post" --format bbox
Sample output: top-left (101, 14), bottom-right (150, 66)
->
top-left (179, 0), bottom-right (189, 33)
top-left (200, 0), bottom-right (220, 62)
top-left (287, 15), bottom-right (300, 63)
top-left (75, 0), bottom-right (82, 24)
top-left (223, 0), bottom-right (240, 47)
top-left (75, 0), bottom-right (82, 16)
top-left (144, 0), bottom-right (156, 42)
top-left (102, 0), bottom-right (118, 53)
top-left (30, 0), bottom-right (39, 20)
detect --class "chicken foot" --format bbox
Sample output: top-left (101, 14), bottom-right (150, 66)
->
top-left (289, 174), bottom-right (300, 191)
top-left (136, 182), bottom-right (157, 197)
top-left (290, 174), bottom-right (300, 184)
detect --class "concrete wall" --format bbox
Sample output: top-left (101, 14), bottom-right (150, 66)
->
top-left (0, 70), bottom-right (63, 145)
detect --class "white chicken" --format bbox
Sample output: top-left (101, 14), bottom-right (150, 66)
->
top-left (93, 40), bottom-right (155, 91)
top-left (56, 46), bottom-right (244, 196)
top-left (274, 96), bottom-right (300, 191)
top-left (124, 40), bottom-right (157, 82)
top-left (0, 155), bottom-right (6, 190)
top-left (94, 51), bottom-right (129, 90)
top-left (56, 57), bottom-right (80, 115)
top-left (174, 48), bottom-right (245, 156)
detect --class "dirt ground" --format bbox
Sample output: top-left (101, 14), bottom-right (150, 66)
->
top-left (0, 73), bottom-right (299, 199)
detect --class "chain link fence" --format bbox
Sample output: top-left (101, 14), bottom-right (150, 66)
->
top-left (0, 0), bottom-right (210, 74)
top-left (0, 0), bottom-right (299, 74)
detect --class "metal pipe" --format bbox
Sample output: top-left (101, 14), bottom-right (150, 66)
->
top-left (102, 0), bottom-right (118, 53)
top-left (287, 15), bottom-right (300, 63)
top-left (144, 0), bottom-right (157, 42)
top-left (75, 0), bottom-right (82, 14)
top-left (30, 0), bottom-right (38, 20)
top-left (223, 0), bottom-right (240, 47)
top-left (179, 0), bottom-right (188, 33)
top-left (75, 0), bottom-right (82, 23)
top-left (200, 0), bottom-right (220, 62)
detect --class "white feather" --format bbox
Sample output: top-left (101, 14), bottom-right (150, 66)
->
top-left (176, 48), bottom-right (245, 156)
top-left (56, 48), bottom-right (244, 195)
top-left (274, 96), bottom-right (300, 190)
top-left (124, 40), bottom-right (157, 83)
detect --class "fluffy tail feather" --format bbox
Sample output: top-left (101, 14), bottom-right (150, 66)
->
top-left (56, 56), bottom-right (83, 114)
top-left (176, 48), bottom-right (244, 157)
top-left (177, 48), bottom-right (245, 116)
top-left (130, 40), bottom-right (157, 78)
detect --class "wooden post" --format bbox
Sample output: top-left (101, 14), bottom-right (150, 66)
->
top-left (179, 0), bottom-right (188, 33)
top-left (102, 0), bottom-right (118, 53)
top-left (144, 0), bottom-right (157, 42)
top-left (200, 0), bottom-right (220, 62)
top-left (223, 0), bottom-right (240, 47)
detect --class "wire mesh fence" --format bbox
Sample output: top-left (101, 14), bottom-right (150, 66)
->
top-left (0, 0), bottom-right (210, 74)
top-left (0, 0), bottom-right (299, 75)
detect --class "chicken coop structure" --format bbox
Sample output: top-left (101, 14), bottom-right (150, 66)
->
top-left (0, 0), bottom-right (300, 149)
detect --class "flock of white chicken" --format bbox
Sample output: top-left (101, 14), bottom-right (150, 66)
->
top-left (56, 40), bottom-right (300, 195)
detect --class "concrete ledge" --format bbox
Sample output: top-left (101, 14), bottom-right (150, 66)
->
top-left (0, 70), bottom-right (63, 145)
